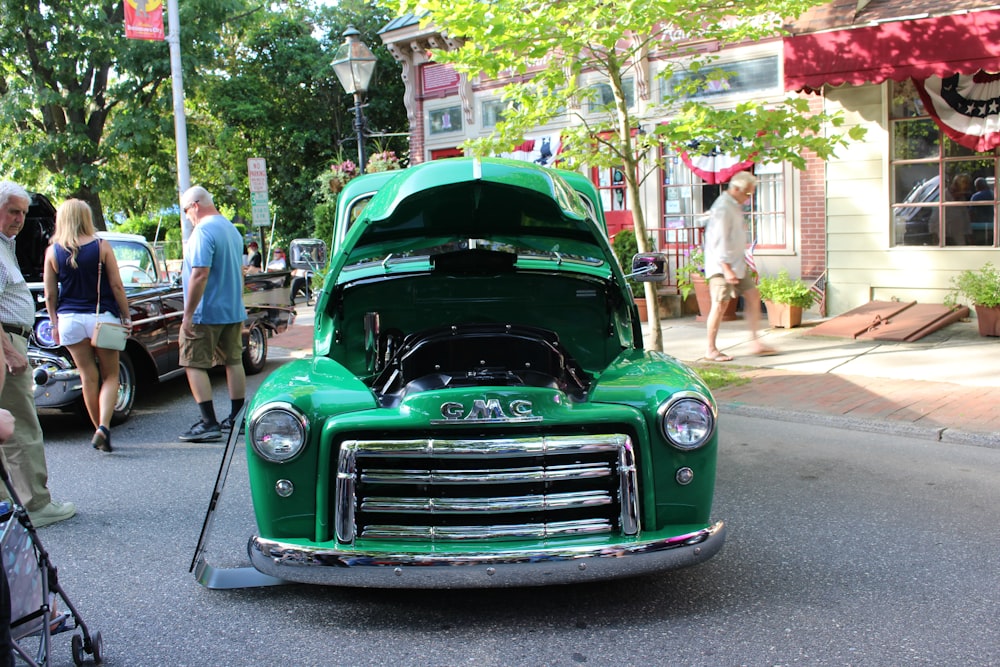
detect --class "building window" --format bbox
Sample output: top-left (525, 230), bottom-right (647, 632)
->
top-left (593, 166), bottom-right (628, 211)
top-left (428, 106), bottom-right (462, 135)
top-left (482, 99), bottom-right (509, 128)
top-left (587, 78), bottom-right (635, 112)
top-left (659, 152), bottom-right (787, 250)
top-left (661, 55), bottom-right (780, 100)
top-left (890, 79), bottom-right (996, 247)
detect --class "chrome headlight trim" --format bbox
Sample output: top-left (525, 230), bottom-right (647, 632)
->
top-left (248, 402), bottom-right (308, 463)
top-left (33, 318), bottom-right (59, 349)
top-left (658, 392), bottom-right (716, 451)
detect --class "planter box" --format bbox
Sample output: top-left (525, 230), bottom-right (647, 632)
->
top-left (974, 304), bottom-right (1000, 337)
top-left (633, 290), bottom-right (687, 322)
top-left (764, 300), bottom-right (804, 328)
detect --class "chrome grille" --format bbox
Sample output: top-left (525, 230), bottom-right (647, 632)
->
top-left (335, 434), bottom-right (639, 543)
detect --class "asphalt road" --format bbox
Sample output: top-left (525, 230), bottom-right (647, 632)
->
top-left (24, 352), bottom-right (1000, 666)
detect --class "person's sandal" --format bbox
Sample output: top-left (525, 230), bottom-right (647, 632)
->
top-left (92, 425), bottom-right (113, 452)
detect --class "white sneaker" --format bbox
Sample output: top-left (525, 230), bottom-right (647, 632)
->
top-left (29, 501), bottom-right (76, 528)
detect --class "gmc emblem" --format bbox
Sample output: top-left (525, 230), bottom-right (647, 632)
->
top-left (432, 398), bottom-right (542, 424)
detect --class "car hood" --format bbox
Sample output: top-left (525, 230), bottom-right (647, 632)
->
top-left (334, 158), bottom-right (616, 273)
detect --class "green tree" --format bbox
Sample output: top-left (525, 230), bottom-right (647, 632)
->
top-left (170, 1), bottom-right (407, 242)
top-left (402, 0), bottom-right (865, 351)
top-left (0, 0), bottom-right (249, 228)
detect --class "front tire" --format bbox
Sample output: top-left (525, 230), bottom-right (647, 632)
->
top-left (111, 352), bottom-right (136, 425)
top-left (243, 324), bottom-right (267, 375)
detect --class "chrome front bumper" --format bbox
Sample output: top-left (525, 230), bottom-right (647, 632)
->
top-left (248, 520), bottom-right (725, 588)
top-left (29, 353), bottom-right (82, 409)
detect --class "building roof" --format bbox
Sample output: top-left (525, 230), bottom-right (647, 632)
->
top-left (787, 0), bottom-right (1000, 34)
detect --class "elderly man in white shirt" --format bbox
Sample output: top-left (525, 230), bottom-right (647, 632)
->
top-left (702, 171), bottom-right (775, 362)
top-left (0, 181), bottom-right (75, 527)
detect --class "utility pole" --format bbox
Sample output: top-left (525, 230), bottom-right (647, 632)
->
top-left (166, 0), bottom-right (192, 241)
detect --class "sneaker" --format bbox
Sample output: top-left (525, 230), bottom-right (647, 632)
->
top-left (179, 420), bottom-right (222, 442)
top-left (220, 415), bottom-right (245, 434)
top-left (29, 501), bottom-right (76, 528)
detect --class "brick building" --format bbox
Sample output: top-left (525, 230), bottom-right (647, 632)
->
top-left (379, 3), bottom-right (1000, 317)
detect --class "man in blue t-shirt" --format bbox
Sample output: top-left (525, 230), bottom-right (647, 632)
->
top-left (178, 186), bottom-right (248, 442)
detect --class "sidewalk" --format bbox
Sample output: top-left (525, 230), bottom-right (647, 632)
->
top-left (655, 313), bottom-right (1000, 447)
top-left (270, 305), bottom-right (1000, 448)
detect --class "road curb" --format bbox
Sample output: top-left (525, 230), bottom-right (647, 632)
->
top-left (719, 403), bottom-right (1000, 449)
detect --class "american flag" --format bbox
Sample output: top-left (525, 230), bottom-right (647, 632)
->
top-left (809, 271), bottom-right (827, 317)
top-left (744, 241), bottom-right (758, 283)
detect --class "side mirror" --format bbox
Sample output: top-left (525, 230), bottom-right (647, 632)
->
top-left (629, 253), bottom-right (667, 282)
top-left (289, 238), bottom-right (328, 271)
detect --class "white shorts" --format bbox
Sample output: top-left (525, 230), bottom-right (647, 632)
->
top-left (57, 312), bottom-right (122, 346)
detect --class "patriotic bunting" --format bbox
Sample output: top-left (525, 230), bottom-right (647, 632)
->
top-left (914, 71), bottom-right (1000, 152)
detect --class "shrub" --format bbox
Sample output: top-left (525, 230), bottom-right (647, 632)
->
top-left (946, 262), bottom-right (1000, 308)
top-left (758, 269), bottom-right (817, 308)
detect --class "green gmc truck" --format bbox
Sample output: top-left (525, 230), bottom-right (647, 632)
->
top-left (242, 157), bottom-right (724, 588)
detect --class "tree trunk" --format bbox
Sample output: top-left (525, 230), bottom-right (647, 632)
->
top-left (73, 186), bottom-right (107, 231)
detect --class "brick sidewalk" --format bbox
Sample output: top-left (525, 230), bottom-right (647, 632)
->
top-left (712, 367), bottom-right (1000, 445)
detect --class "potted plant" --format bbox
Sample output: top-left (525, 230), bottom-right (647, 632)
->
top-left (675, 246), bottom-right (704, 301)
top-left (945, 262), bottom-right (1000, 336)
top-left (757, 269), bottom-right (817, 328)
top-left (675, 245), bottom-right (738, 322)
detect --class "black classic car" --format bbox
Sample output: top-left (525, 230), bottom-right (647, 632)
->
top-left (19, 193), bottom-right (295, 424)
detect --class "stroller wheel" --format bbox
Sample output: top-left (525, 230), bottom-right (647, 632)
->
top-left (92, 630), bottom-right (105, 663)
top-left (72, 630), bottom-right (104, 665)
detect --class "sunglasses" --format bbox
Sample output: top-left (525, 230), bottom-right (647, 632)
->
top-left (183, 200), bottom-right (199, 213)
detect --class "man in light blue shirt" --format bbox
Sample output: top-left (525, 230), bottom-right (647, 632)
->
top-left (178, 186), bottom-right (247, 442)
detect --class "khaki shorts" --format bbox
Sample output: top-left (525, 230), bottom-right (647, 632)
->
top-left (707, 273), bottom-right (757, 303)
top-left (179, 322), bottom-right (244, 369)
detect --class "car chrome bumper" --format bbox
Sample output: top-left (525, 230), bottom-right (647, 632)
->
top-left (30, 356), bottom-right (82, 409)
top-left (248, 520), bottom-right (725, 588)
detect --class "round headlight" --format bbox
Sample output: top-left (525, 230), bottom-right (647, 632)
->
top-left (249, 404), bottom-right (307, 463)
top-left (34, 319), bottom-right (58, 348)
top-left (659, 395), bottom-right (715, 450)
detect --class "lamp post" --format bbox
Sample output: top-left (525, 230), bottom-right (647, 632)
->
top-left (332, 26), bottom-right (377, 172)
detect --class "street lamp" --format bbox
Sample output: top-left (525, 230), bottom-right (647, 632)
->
top-left (332, 26), bottom-right (377, 172)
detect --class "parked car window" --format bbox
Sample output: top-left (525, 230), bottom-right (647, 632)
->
top-left (111, 239), bottom-right (158, 284)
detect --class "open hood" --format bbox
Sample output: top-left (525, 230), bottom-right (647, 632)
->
top-left (337, 158), bottom-right (615, 271)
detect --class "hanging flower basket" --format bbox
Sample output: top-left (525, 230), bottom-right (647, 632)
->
top-left (328, 159), bottom-right (359, 194)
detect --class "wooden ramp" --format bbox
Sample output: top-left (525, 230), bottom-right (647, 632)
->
top-left (805, 301), bottom-right (969, 341)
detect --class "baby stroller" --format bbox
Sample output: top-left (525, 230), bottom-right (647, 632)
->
top-left (0, 462), bottom-right (102, 665)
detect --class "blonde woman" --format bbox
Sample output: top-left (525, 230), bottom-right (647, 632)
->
top-left (43, 200), bottom-right (131, 452)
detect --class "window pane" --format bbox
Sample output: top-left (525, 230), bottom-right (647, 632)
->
top-left (661, 155), bottom-right (714, 229)
top-left (588, 78), bottom-right (634, 111)
top-left (750, 171), bottom-right (785, 247)
top-left (944, 136), bottom-right (978, 158)
top-left (662, 56), bottom-right (779, 100)
top-left (893, 167), bottom-right (939, 245)
top-left (428, 106), bottom-right (462, 134)
top-left (893, 119), bottom-right (939, 160)
top-left (890, 79), bottom-right (926, 118)
top-left (482, 99), bottom-right (507, 127)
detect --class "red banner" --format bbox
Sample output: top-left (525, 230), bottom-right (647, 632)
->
top-left (124, 0), bottom-right (165, 42)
